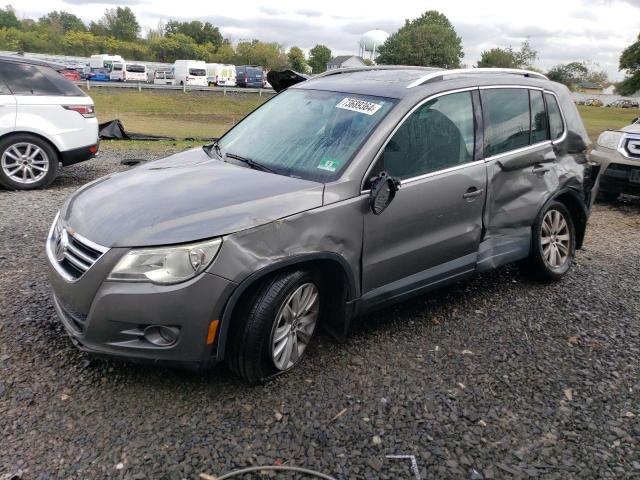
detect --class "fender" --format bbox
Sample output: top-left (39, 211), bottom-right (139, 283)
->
top-left (538, 186), bottom-right (589, 249)
top-left (215, 252), bottom-right (357, 361)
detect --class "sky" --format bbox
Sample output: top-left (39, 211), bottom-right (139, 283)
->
top-left (15, 0), bottom-right (640, 80)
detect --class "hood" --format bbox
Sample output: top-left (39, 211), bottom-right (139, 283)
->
top-left (621, 123), bottom-right (640, 134)
top-left (61, 148), bottom-right (324, 247)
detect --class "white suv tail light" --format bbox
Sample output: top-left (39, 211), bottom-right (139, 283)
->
top-left (63, 105), bottom-right (95, 118)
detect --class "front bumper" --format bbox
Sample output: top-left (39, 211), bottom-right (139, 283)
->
top-left (591, 147), bottom-right (640, 196)
top-left (47, 239), bottom-right (237, 367)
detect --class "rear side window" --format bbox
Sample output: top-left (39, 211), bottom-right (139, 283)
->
top-left (382, 91), bottom-right (475, 179)
top-left (0, 62), bottom-right (84, 96)
top-left (482, 89), bottom-right (530, 156)
top-left (545, 93), bottom-right (564, 140)
top-left (530, 90), bottom-right (550, 144)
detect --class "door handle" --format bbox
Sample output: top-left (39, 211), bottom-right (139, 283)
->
top-left (532, 164), bottom-right (550, 174)
top-left (463, 187), bottom-right (484, 200)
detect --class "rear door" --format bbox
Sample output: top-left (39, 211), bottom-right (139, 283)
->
top-left (0, 75), bottom-right (16, 136)
top-left (361, 89), bottom-right (487, 306)
top-left (480, 87), bottom-right (555, 254)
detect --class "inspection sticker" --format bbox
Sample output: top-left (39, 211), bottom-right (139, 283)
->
top-left (317, 157), bottom-right (340, 172)
top-left (336, 97), bottom-right (382, 115)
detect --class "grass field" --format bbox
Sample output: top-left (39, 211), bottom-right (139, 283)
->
top-left (87, 88), bottom-right (638, 151)
top-left (577, 105), bottom-right (639, 141)
top-left (89, 88), bottom-right (269, 140)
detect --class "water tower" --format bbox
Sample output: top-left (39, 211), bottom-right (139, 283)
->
top-left (358, 30), bottom-right (390, 60)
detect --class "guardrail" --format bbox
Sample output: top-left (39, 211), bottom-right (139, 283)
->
top-left (74, 81), bottom-right (277, 96)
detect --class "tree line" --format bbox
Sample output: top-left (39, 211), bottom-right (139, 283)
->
top-left (0, 5), bottom-right (638, 94)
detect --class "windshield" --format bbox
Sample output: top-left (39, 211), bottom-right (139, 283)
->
top-left (218, 89), bottom-right (395, 182)
top-left (189, 68), bottom-right (206, 76)
top-left (126, 65), bottom-right (145, 73)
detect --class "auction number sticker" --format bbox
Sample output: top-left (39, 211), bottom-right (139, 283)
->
top-left (336, 97), bottom-right (382, 115)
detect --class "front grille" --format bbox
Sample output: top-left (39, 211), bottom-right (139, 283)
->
top-left (47, 215), bottom-right (108, 281)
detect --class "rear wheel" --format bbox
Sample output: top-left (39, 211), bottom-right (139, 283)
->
top-left (524, 201), bottom-right (575, 281)
top-left (227, 270), bottom-right (321, 384)
top-left (0, 134), bottom-right (59, 190)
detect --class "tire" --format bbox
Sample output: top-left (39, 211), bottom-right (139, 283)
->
top-left (0, 134), bottom-right (59, 190)
top-left (596, 190), bottom-right (618, 202)
top-left (227, 270), bottom-right (321, 384)
top-left (524, 201), bottom-right (576, 282)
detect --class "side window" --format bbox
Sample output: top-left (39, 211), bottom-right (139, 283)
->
top-left (482, 88), bottom-right (530, 156)
top-left (0, 63), bottom-right (61, 96)
top-left (382, 91), bottom-right (475, 180)
top-left (530, 90), bottom-right (550, 144)
top-left (545, 93), bottom-right (564, 140)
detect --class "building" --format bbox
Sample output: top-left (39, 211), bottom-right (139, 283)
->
top-left (326, 55), bottom-right (366, 71)
top-left (576, 81), bottom-right (604, 95)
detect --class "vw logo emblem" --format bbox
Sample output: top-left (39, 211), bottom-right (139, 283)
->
top-left (54, 229), bottom-right (68, 262)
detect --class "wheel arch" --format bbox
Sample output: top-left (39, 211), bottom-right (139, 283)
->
top-left (215, 252), bottom-right (357, 362)
top-left (543, 187), bottom-right (589, 249)
top-left (0, 130), bottom-right (62, 156)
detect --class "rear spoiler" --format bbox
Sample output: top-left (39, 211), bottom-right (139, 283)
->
top-left (267, 69), bottom-right (309, 92)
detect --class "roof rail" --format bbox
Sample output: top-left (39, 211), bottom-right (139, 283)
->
top-left (406, 68), bottom-right (548, 88)
top-left (315, 65), bottom-right (442, 79)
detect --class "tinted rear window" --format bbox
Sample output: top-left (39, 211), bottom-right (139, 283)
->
top-left (126, 65), bottom-right (145, 73)
top-left (545, 93), bottom-right (564, 140)
top-left (530, 90), bottom-right (550, 144)
top-left (0, 61), bottom-right (84, 96)
top-left (482, 88), bottom-right (531, 156)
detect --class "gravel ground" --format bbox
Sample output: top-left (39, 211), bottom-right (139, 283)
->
top-left (1, 147), bottom-right (639, 479)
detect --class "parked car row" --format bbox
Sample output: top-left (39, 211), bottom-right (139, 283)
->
top-left (575, 97), bottom-right (640, 108)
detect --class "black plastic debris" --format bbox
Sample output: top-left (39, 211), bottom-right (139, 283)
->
top-left (99, 119), bottom-right (175, 141)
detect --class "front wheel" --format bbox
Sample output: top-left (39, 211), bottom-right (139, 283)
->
top-left (524, 201), bottom-right (576, 281)
top-left (0, 134), bottom-right (59, 190)
top-left (227, 270), bottom-right (321, 384)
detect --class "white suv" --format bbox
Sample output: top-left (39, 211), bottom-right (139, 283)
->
top-left (0, 55), bottom-right (99, 190)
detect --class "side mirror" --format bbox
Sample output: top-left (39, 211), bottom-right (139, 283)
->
top-left (632, 116), bottom-right (639, 125)
top-left (369, 171), bottom-right (400, 215)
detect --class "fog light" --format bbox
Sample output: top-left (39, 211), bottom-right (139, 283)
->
top-left (143, 325), bottom-right (180, 347)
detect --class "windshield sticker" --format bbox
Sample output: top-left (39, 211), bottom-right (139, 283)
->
top-left (317, 158), bottom-right (340, 172)
top-left (336, 97), bottom-right (382, 116)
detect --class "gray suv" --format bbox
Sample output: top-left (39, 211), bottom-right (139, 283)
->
top-left (47, 67), bottom-right (597, 383)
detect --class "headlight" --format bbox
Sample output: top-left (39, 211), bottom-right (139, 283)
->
top-left (108, 238), bottom-right (222, 285)
top-left (597, 131), bottom-right (623, 150)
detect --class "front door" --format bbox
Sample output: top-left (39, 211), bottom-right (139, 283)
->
top-left (362, 89), bottom-right (486, 307)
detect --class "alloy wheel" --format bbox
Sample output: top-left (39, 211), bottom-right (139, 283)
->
top-left (541, 209), bottom-right (571, 269)
top-left (1, 142), bottom-right (50, 185)
top-left (270, 282), bottom-right (319, 371)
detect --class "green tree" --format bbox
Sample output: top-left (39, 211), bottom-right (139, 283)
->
top-left (98, 7), bottom-right (140, 41)
top-left (477, 48), bottom-right (518, 68)
top-left (546, 62), bottom-right (589, 88)
top-left (477, 40), bottom-right (537, 69)
top-left (165, 20), bottom-right (222, 48)
top-left (376, 10), bottom-right (463, 68)
top-left (287, 46), bottom-right (306, 72)
top-left (39, 11), bottom-right (86, 33)
top-left (235, 40), bottom-right (288, 70)
top-left (0, 5), bottom-right (19, 29)
top-left (308, 44), bottom-right (331, 73)
top-left (618, 33), bottom-right (640, 96)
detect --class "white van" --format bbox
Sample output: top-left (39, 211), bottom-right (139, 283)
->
top-left (109, 61), bottom-right (124, 81)
top-left (89, 54), bottom-right (124, 73)
top-left (173, 60), bottom-right (208, 87)
top-left (122, 63), bottom-right (147, 82)
top-left (153, 69), bottom-right (175, 85)
top-left (206, 63), bottom-right (237, 87)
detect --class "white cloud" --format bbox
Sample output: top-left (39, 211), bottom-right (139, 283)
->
top-left (15, 0), bottom-right (640, 80)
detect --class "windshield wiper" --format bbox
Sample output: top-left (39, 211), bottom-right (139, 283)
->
top-left (225, 152), bottom-right (277, 174)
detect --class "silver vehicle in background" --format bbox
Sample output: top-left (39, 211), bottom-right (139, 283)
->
top-left (47, 67), bottom-right (598, 383)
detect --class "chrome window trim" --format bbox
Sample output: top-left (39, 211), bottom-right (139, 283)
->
top-left (360, 85), bottom-right (568, 193)
top-left (360, 86), bottom-right (479, 193)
